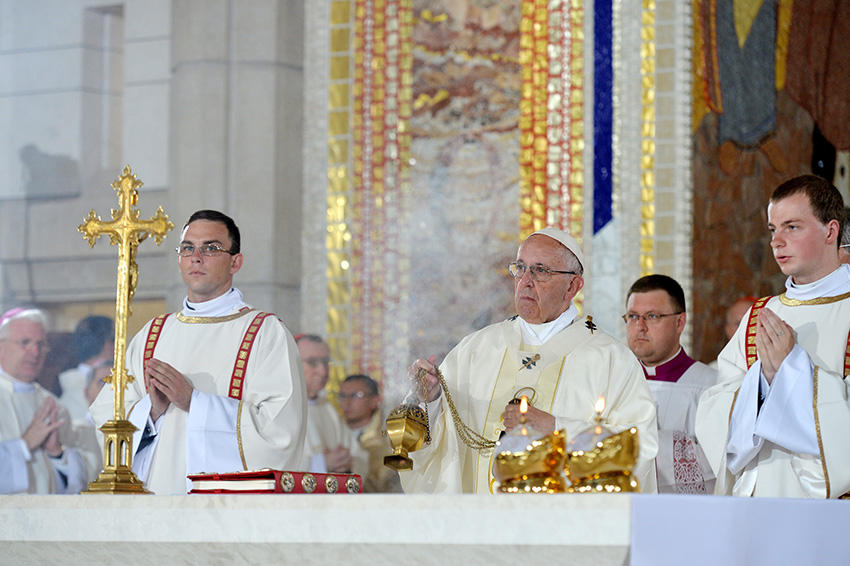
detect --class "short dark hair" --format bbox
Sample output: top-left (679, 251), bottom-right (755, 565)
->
top-left (294, 333), bottom-right (325, 345)
top-left (73, 316), bottom-right (114, 361)
top-left (184, 210), bottom-right (241, 254)
top-left (770, 175), bottom-right (844, 248)
top-left (342, 374), bottom-right (379, 396)
top-left (626, 274), bottom-right (686, 313)
top-left (842, 206), bottom-right (850, 248)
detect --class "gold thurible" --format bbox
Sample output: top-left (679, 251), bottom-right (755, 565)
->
top-left (79, 165), bottom-right (174, 494)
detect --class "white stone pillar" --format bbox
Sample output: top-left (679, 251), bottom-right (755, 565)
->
top-left (168, 0), bottom-right (304, 325)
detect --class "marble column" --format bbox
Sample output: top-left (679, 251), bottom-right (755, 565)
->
top-left (168, 0), bottom-right (304, 325)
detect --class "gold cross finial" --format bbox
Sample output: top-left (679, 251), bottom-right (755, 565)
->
top-left (79, 165), bottom-right (173, 494)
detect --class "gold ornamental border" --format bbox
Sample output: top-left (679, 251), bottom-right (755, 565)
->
top-left (640, 0), bottom-right (657, 276)
top-left (325, 0), bottom-right (412, 384)
top-left (519, 0), bottom-right (584, 243)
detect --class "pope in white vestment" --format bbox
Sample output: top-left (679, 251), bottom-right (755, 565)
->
top-left (403, 228), bottom-right (658, 494)
top-left (696, 265), bottom-right (850, 498)
top-left (403, 313), bottom-right (660, 494)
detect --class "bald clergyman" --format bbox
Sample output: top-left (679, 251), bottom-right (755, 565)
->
top-left (405, 228), bottom-right (659, 494)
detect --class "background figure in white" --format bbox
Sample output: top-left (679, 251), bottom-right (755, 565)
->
top-left (625, 274), bottom-right (717, 493)
top-left (0, 308), bottom-right (99, 493)
top-left (296, 334), bottom-right (354, 474)
top-left (58, 315), bottom-right (114, 423)
top-left (339, 374), bottom-right (402, 493)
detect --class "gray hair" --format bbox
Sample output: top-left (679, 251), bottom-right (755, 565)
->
top-left (842, 207), bottom-right (850, 248)
top-left (0, 309), bottom-right (48, 340)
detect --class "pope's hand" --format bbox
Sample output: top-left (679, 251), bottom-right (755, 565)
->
top-left (408, 355), bottom-right (441, 403)
top-left (503, 403), bottom-right (556, 434)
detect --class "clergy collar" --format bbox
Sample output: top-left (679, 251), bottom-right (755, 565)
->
top-left (785, 264), bottom-right (850, 301)
top-left (518, 303), bottom-right (578, 346)
top-left (182, 287), bottom-right (247, 317)
top-left (0, 367), bottom-right (36, 393)
top-left (641, 347), bottom-right (696, 383)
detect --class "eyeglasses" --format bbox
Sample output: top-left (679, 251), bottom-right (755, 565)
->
top-left (622, 312), bottom-right (683, 326)
top-left (303, 357), bottom-right (330, 368)
top-left (508, 262), bottom-right (577, 282)
top-left (175, 243), bottom-right (235, 257)
top-left (2, 338), bottom-right (50, 353)
top-left (338, 391), bottom-right (374, 401)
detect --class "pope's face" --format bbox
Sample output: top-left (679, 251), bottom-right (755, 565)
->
top-left (768, 192), bottom-right (840, 284)
top-left (625, 290), bottom-right (684, 367)
top-left (0, 319), bottom-right (48, 383)
top-left (178, 220), bottom-right (243, 303)
top-left (298, 340), bottom-right (331, 399)
top-left (514, 235), bottom-right (583, 324)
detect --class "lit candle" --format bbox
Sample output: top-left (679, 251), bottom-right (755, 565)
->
top-left (594, 396), bottom-right (605, 426)
top-left (519, 395), bottom-right (528, 430)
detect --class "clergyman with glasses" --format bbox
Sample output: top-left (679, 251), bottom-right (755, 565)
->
top-left (404, 228), bottom-right (658, 494)
top-left (624, 274), bottom-right (717, 493)
top-left (90, 209), bottom-right (306, 494)
top-left (0, 308), bottom-right (100, 493)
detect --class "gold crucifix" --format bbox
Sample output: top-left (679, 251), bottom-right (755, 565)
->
top-left (79, 165), bottom-right (174, 494)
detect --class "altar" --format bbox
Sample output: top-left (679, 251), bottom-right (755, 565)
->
top-left (1, 493), bottom-right (848, 565)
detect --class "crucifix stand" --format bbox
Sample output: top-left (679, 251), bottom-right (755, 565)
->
top-left (78, 165), bottom-right (174, 494)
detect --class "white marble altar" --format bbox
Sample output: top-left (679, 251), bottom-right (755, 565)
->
top-left (0, 493), bottom-right (629, 565)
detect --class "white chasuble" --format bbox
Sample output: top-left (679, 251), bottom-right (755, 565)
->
top-left (401, 316), bottom-right (659, 494)
top-left (696, 266), bottom-right (850, 498)
top-left (0, 374), bottom-right (95, 493)
top-left (90, 307), bottom-right (307, 495)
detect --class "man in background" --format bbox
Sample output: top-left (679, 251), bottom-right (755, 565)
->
top-left (297, 334), bottom-right (353, 474)
top-left (339, 374), bottom-right (402, 492)
top-left (625, 275), bottom-right (717, 493)
top-left (58, 315), bottom-right (113, 423)
top-left (0, 309), bottom-right (98, 493)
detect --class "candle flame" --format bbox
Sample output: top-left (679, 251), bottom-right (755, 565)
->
top-left (520, 395), bottom-right (528, 414)
top-left (595, 396), bottom-right (605, 414)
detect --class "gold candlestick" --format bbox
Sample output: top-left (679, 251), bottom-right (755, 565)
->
top-left (79, 165), bottom-right (174, 494)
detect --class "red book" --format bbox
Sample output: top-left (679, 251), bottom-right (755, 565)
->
top-left (188, 469), bottom-right (362, 494)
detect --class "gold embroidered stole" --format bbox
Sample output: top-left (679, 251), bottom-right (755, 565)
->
top-left (141, 307), bottom-right (272, 400)
top-left (745, 294), bottom-right (850, 376)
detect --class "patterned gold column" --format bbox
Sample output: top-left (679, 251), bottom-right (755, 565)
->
top-left (347, 0), bottom-right (413, 382)
top-left (325, 0), bottom-right (355, 386)
top-left (639, 0), bottom-right (657, 276)
top-left (519, 0), bottom-right (584, 245)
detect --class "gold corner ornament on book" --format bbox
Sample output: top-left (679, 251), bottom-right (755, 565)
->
top-left (188, 469), bottom-right (362, 494)
top-left (78, 165), bottom-right (174, 495)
